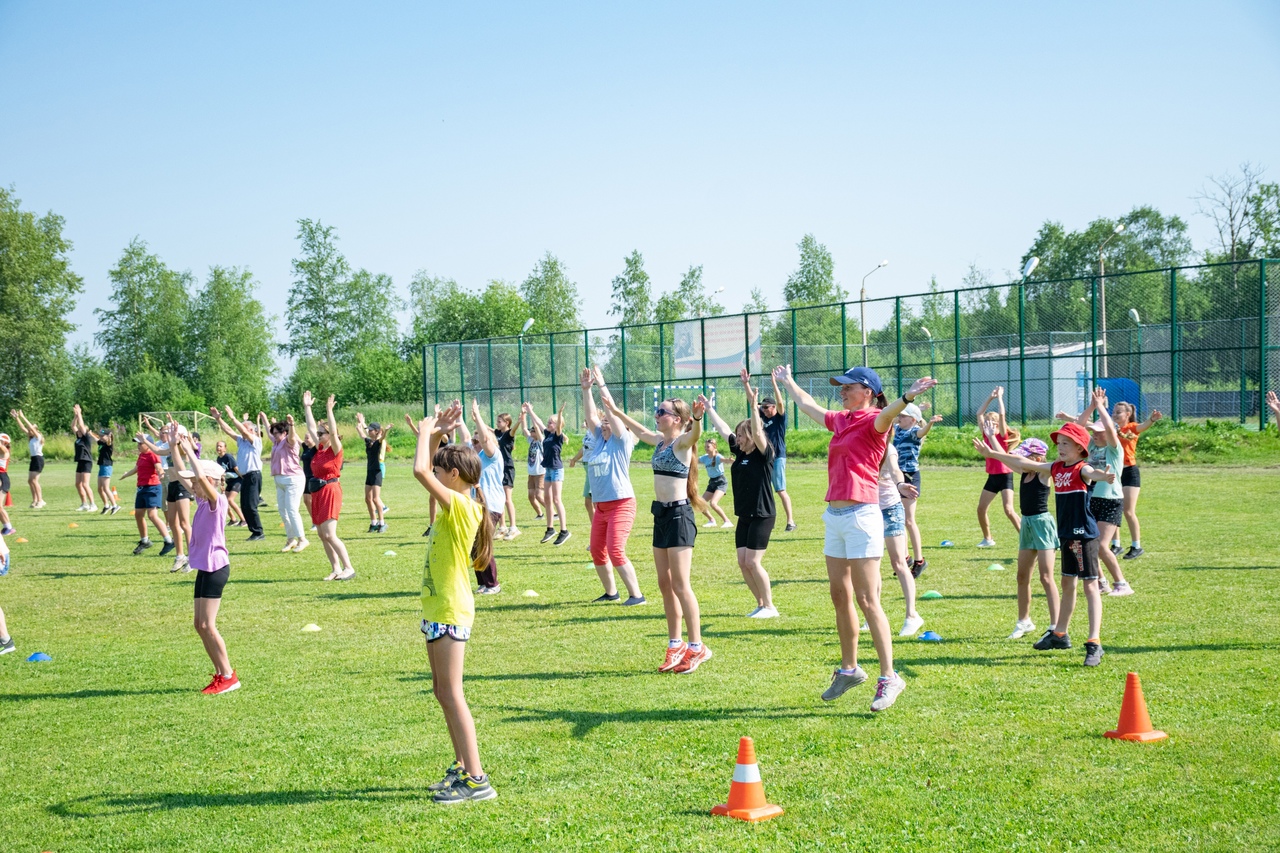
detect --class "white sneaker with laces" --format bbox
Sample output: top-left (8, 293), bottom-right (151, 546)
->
top-left (870, 673), bottom-right (906, 712)
top-left (1008, 617), bottom-right (1036, 639)
top-left (899, 614), bottom-right (925, 637)
top-left (720, 521), bottom-right (734, 529)
top-left (753, 605), bottom-right (780, 619)
top-left (977, 538), bottom-right (996, 548)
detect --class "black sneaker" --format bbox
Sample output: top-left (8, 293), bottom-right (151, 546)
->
top-left (132, 540), bottom-right (153, 556)
top-left (540, 528), bottom-right (556, 544)
top-left (1110, 542), bottom-right (1123, 556)
top-left (432, 772), bottom-right (497, 804)
top-left (784, 523), bottom-right (797, 532)
top-left (368, 523), bottom-right (377, 533)
top-left (423, 526), bottom-right (432, 538)
top-left (428, 761), bottom-right (464, 792)
top-left (247, 534), bottom-right (266, 542)
top-left (1033, 630), bottom-right (1072, 651)
top-left (622, 596), bottom-right (647, 606)
top-left (158, 540), bottom-right (176, 557)
top-left (1083, 641), bottom-right (1104, 667)
top-left (377, 523), bottom-right (387, 533)
top-left (910, 559), bottom-right (927, 579)
top-left (592, 592), bottom-right (620, 603)
top-left (1123, 546), bottom-right (1144, 560)
top-left (553, 530), bottom-right (572, 546)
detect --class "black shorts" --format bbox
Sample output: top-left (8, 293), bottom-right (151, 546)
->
top-left (1061, 538), bottom-right (1100, 580)
top-left (735, 515), bottom-right (776, 551)
top-left (225, 478), bottom-right (242, 493)
top-left (75, 460), bottom-right (93, 475)
top-left (29, 456), bottom-right (44, 474)
top-left (0, 471), bottom-right (9, 493)
top-left (1089, 496), bottom-right (1122, 527)
top-left (194, 565), bottom-right (230, 599)
top-left (1121, 465), bottom-right (1141, 488)
top-left (705, 476), bottom-right (727, 494)
top-left (902, 470), bottom-right (921, 495)
top-left (365, 469), bottom-right (383, 487)
top-left (652, 501), bottom-right (697, 549)
top-left (502, 465), bottom-right (515, 488)
top-left (983, 473), bottom-right (1014, 494)
top-left (166, 480), bottom-right (194, 503)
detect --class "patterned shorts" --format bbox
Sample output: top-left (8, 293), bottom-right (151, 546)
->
top-left (420, 620), bottom-right (471, 643)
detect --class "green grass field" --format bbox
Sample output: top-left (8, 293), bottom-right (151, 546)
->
top-left (2, 461), bottom-right (1278, 852)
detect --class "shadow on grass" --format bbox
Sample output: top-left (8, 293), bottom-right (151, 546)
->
top-left (400, 669), bottom-right (651, 684)
top-left (1106, 642), bottom-right (1279, 654)
top-left (1169, 564), bottom-right (1280, 571)
top-left (500, 703), bottom-right (832, 737)
top-left (317, 590), bottom-right (419, 601)
top-left (554, 612), bottom-right (664, 625)
top-left (0, 688), bottom-right (187, 702)
top-left (48, 786), bottom-right (420, 817)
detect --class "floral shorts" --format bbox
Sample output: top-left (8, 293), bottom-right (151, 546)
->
top-left (420, 620), bottom-right (471, 643)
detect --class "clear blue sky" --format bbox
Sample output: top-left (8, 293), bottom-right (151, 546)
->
top-left (3, 1), bottom-right (1278, 363)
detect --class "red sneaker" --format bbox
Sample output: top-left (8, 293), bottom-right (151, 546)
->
top-left (201, 674), bottom-right (221, 694)
top-left (673, 643), bottom-right (712, 674)
top-left (658, 642), bottom-right (688, 672)
top-left (207, 672), bottom-right (241, 695)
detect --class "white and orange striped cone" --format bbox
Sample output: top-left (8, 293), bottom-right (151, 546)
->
top-left (711, 737), bottom-right (784, 822)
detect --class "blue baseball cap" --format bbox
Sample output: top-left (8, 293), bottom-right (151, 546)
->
top-left (829, 366), bottom-right (883, 395)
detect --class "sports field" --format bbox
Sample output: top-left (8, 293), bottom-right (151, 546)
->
top-left (2, 461), bottom-right (1278, 852)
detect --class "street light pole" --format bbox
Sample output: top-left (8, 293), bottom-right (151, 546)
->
top-left (860, 260), bottom-right (888, 366)
top-left (1098, 223), bottom-right (1125, 378)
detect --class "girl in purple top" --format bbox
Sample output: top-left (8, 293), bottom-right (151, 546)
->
top-left (174, 435), bottom-right (240, 696)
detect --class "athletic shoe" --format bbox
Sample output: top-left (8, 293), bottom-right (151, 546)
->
top-left (702, 520), bottom-right (718, 528)
top-left (0, 552), bottom-right (8, 576)
top-left (99, 506), bottom-right (109, 515)
top-left (745, 606), bottom-right (763, 618)
top-left (158, 540), bottom-right (176, 557)
top-left (428, 761), bottom-right (465, 793)
top-left (1109, 581), bottom-right (1134, 597)
top-left (622, 596), bottom-right (647, 606)
top-left (1123, 546), bottom-right (1144, 560)
top-left (281, 542), bottom-right (297, 553)
top-left (367, 523), bottom-right (377, 533)
top-left (293, 539), bottom-right (309, 553)
top-left (477, 584), bottom-right (501, 595)
top-left (751, 605), bottom-right (780, 619)
top-left (1097, 576), bottom-right (1111, 594)
top-left (721, 520), bottom-right (734, 529)
top-left (506, 527), bottom-right (521, 540)
top-left (381, 504), bottom-right (389, 513)
top-left (534, 513), bottom-right (544, 521)
top-left (170, 556), bottom-right (184, 573)
top-left (1, 525), bottom-right (14, 536)
top-left (377, 523), bottom-right (388, 533)
top-left (1033, 630), bottom-right (1072, 651)
top-left (899, 614), bottom-right (925, 637)
top-left (1083, 642), bottom-right (1104, 667)
top-left (821, 666), bottom-right (868, 701)
top-left (674, 643), bottom-right (711, 673)
top-left (109, 505), bottom-right (121, 515)
top-left (432, 772), bottom-right (497, 804)
top-left (1007, 618), bottom-right (1036, 640)
top-left (870, 673), bottom-right (906, 712)
top-left (592, 592), bottom-right (620, 603)
top-left (133, 540), bottom-right (153, 556)
top-left (35, 501), bottom-right (46, 508)
top-left (203, 672), bottom-right (241, 695)
top-left (87, 504), bottom-right (98, 513)
top-left (553, 530), bottom-right (572, 546)
top-left (540, 528), bottom-right (556, 544)
top-left (910, 559), bottom-right (928, 579)
top-left (859, 621), bottom-right (869, 632)
top-left (658, 642), bottom-right (689, 672)
top-left (76, 505), bottom-right (88, 512)
top-left (784, 523), bottom-right (797, 532)
top-left (247, 534), bottom-right (266, 542)
top-left (422, 527), bottom-right (432, 537)
top-left (0, 636), bottom-right (14, 655)
top-left (1110, 541), bottom-right (1124, 556)
top-left (977, 538), bottom-right (996, 548)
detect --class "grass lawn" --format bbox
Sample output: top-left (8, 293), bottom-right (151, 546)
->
top-left (2, 461), bottom-right (1278, 852)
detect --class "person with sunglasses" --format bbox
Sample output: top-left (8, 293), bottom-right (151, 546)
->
top-left (303, 391), bottom-right (355, 581)
top-left (259, 412), bottom-right (308, 553)
top-left (772, 364), bottom-right (937, 712)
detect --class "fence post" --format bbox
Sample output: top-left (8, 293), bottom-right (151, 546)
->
top-left (421, 345), bottom-right (429, 416)
top-left (1170, 268), bottom-right (1180, 422)
top-left (894, 297), bottom-right (903, 396)
top-left (487, 338), bottom-right (495, 424)
top-left (953, 289), bottom-right (962, 427)
top-left (1261, 259), bottom-right (1269, 430)
top-left (433, 344), bottom-right (439, 408)
top-left (790, 309), bottom-right (799, 427)
top-left (1090, 277), bottom-right (1099, 388)
top-left (517, 337), bottom-right (525, 406)
top-left (1240, 317), bottom-right (1247, 424)
top-left (743, 313), bottom-right (752, 416)
top-left (700, 318), bottom-right (708, 396)
top-left (458, 344), bottom-right (466, 414)
top-left (659, 323), bottom-right (667, 404)
top-left (619, 327), bottom-right (628, 416)
top-left (1018, 283), bottom-right (1027, 425)
top-left (841, 302), bottom-right (847, 371)
top-left (549, 334), bottom-right (558, 415)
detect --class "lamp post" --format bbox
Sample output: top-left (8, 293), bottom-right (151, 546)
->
top-left (1098, 223), bottom-right (1125, 377)
top-left (860, 260), bottom-right (888, 366)
top-left (1129, 308), bottom-right (1143, 417)
top-left (920, 325), bottom-right (936, 412)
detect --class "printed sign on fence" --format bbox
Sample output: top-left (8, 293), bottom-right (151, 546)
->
top-left (673, 315), bottom-right (762, 379)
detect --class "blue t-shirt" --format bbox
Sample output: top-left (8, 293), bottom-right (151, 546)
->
top-left (584, 426), bottom-right (636, 503)
top-left (699, 453), bottom-right (726, 480)
top-left (892, 425), bottom-right (923, 473)
top-left (477, 448), bottom-right (505, 514)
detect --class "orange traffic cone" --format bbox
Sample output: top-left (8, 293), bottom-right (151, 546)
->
top-left (1105, 672), bottom-right (1168, 742)
top-left (711, 737), bottom-right (784, 822)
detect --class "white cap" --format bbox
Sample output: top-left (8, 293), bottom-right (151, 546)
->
top-left (198, 460), bottom-right (225, 480)
top-left (901, 403), bottom-right (924, 422)
top-left (0, 433), bottom-right (9, 443)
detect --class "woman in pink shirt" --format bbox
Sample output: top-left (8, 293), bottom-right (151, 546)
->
top-left (773, 364), bottom-right (936, 713)
top-left (259, 412), bottom-right (308, 554)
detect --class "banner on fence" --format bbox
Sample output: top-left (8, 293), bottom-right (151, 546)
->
top-left (673, 315), bottom-right (762, 379)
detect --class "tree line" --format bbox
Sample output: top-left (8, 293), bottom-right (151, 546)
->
top-left (1, 163), bottom-right (1276, 432)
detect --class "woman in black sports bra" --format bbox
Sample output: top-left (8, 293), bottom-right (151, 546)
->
top-left (600, 389), bottom-right (713, 675)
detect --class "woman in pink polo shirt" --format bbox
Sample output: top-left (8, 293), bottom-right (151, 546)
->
top-left (772, 364), bottom-right (936, 713)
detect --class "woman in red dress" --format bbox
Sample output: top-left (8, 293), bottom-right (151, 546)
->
top-left (303, 391), bottom-right (355, 581)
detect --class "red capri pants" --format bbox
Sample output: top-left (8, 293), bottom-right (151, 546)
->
top-left (590, 497), bottom-right (636, 568)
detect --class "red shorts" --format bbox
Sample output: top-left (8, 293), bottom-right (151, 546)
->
top-left (590, 497), bottom-right (636, 568)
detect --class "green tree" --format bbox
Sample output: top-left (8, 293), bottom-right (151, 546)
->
top-left (784, 234), bottom-right (843, 307)
top-left (67, 345), bottom-right (117, 426)
top-left (94, 238), bottom-right (193, 380)
top-left (655, 265), bottom-right (724, 323)
top-left (1019, 206), bottom-right (1193, 283)
top-left (743, 287), bottom-right (770, 314)
top-left (405, 274), bottom-right (530, 346)
top-left (190, 266), bottom-right (274, 409)
top-left (0, 187), bottom-right (84, 426)
top-left (281, 219), bottom-right (354, 365)
top-left (609, 250), bottom-right (652, 326)
top-left (520, 252), bottom-right (582, 333)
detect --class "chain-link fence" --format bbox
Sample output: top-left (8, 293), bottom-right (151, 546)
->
top-left (421, 260), bottom-right (1275, 432)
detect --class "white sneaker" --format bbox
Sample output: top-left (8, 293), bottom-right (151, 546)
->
top-left (1109, 581), bottom-right (1135, 597)
top-left (88, 504), bottom-right (98, 513)
top-left (35, 501), bottom-right (46, 508)
top-left (870, 673), bottom-right (906, 712)
top-left (859, 621), bottom-right (869, 632)
top-left (76, 505), bottom-right (88, 512)
top-left (702, 520), bottom-right (718, 528)
top-left (506, 527), bottom-right (521, 540)
top-left (1007, 617), bottom-right (1036, 640)
top-left (721, 521), bottom-right (734, 529)
top-left (753, 605), bottom-right (780, 619)
top-left (977, 538), bottom-right (996, 548)
top-left (745, 606), bottom-right (763, 618)
top-left (899, 614), bottom-right (924, 637)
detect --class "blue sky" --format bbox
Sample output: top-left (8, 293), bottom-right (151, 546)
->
top-left (3, 1), bottom-right (1278, 363)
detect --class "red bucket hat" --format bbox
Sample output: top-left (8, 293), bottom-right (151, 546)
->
top-left (1049, 422), bottom-right (1090, 452)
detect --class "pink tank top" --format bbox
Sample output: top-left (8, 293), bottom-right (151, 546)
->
top-left (271, 436), bottom-right (302, 477)
top-left (190, 493), bottom-right (230, 572)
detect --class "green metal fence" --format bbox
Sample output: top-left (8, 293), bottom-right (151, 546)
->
top-left (422, 259), bottom-right (1277, 433)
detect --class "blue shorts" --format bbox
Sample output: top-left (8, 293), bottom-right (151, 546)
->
top-left (771, 457), bottom-right (787, 492)
top-left (98, 465), bottom-right (113, 478)
top-left (135, 484), bottom-right (162, 510)
top-left (545, 467), bottom-right (564, 483)
top-left (420, 620), bottom-right (471, 643)
top-left (881, 503), bottom-right (906, 538)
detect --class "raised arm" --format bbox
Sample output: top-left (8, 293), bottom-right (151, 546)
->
top-left (972, 436), bottom-right (1050, 475)
top-left (1092, 388), bottom-right (1120, 447)
top-left (590, 365), bottom-right (630, 440)
top-left (301, 391), bottom-right (320, 445)
top-left (770, 372), bottom-right (786, 409)
top-left (703, 397), bottom-right (733, 441)
top-left (355, 413), bottom-right (369, 440)
top-left (135, 432), bottom-right (166, 458)
top-left (175, 437), bottom-right (219, 504)
top-left (256, 412), bottom-right (271, 440)
top-left (72, 404), bottom-right (88, 436)
top-left (976, 388), bottom-right (997, 424)
top-left (470, 399), bottom-right (498, 458)
top-left (413, 404), bottom-right (463, 506)
top-left (284, 414), bottom-right (301, 448)
top-left (994, 386), bottom-right (1008, 433)
top-left (403, 413), bottom-right (421, 436)
top-left (916, 414), bottom-right (944, 438)
top-left (772, 364), bottom-right (829, 425)
top-left (580, 368), bottom-right (601, 432)
top-left (598, 385), bottom-right (661, 445)
top-left (221, 406), bottom-right (255, 442)
top-left (1134, 409), bottom-right (1164, 434)
top-left (875, 377), bottom-right (939, 433)
top-left (324, 396), bottom-right (341, 453)
top-left (744, 370), bottom-right (768, 451)
top-left (676, 397), bottom-right (706, 451)
top-left (209, 407), bottom-right (241, 440)
top-left (1080, 462), bottom-right (1117, 485)
top-left (525, 405), bottom-right (546, 442)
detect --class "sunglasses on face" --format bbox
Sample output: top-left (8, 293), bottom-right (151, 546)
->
top-left (317, 430), bottom-right (329, 437)
top-left (655, 407), bottom-right (674, 419)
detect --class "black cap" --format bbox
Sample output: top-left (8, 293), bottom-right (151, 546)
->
top-left (760, 397), bottom-right (777, 406)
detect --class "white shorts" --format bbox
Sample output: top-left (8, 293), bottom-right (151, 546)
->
top-left (822, 503), bottom-right (885, 560)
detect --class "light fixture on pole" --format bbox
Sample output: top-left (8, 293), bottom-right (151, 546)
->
top-left (860, 260), bottom-right (888, 366)
top-left (1022, 257), bottom-right (1039, 280)
top-left (1098, 223), bottom-right (1125, 377)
